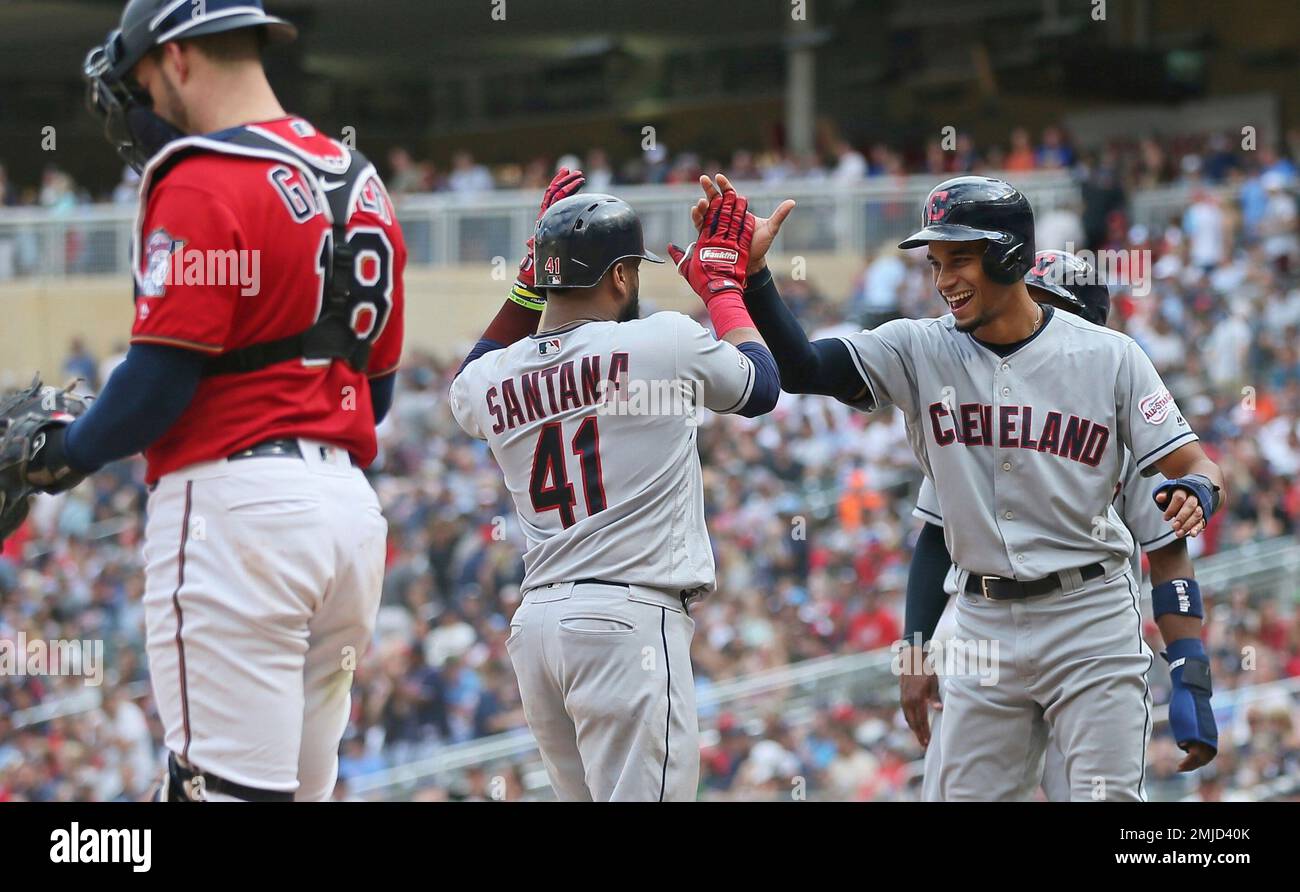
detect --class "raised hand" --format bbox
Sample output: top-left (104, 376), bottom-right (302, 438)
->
top-left (518, 167), bottom-right (585, 291)
top-left (690, 173), bottom-right (795, 275)
top-left (667, 177), bottom-right (754, 306)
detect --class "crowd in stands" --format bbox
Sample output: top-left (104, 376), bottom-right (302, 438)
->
top-left (2, 127), bottom-right (1299, 801)
top-left (3, 120), bottom-right (1300, 207)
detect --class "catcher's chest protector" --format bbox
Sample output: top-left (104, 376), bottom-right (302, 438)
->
top-left (136, 125), bottom-right (380, 376)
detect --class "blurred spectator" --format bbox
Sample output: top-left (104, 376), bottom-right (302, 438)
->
top-left (1259, 173), bottom-right (1298, 274)
top-left (111, 166), bottom-right (140, 205)
top-left (1182, 189), bottom-right (1229, 273)
top-left (850, 242), bottom-right (907, 328)
top-left (1035, 199), bottom-right (1086, 254)
top-left (831, 140), bottom-right (867, 184)
top-left (62, 338), bottom-right (99, 393)
top-left (583, 148), bottom-right (614, 191)
top-left (0, 162), bottom-right (16, 207)
top-left (447, 151), bottom-right (494, 195)
top-left (39, 166), bottom-right (79, 213)
top-left (386, 147), bottom-right (426, 195)
top-left (1004, 127), bottom-right (1036, 172)
top-left (1081, 147), bottom-right (1127, 251)
top-left (1036, 126), bottom-right (1075, 170)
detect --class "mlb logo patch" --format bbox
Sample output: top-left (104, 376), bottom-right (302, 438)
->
top-left (538, 338), bottom-right (562, 356)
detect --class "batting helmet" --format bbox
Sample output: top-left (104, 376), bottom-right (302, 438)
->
top-left (534, 194), bottom-right (664, 289)
top-left (1025, 250), bottom-right (1111, 326)
top-left (84, 0), bottom-right (297, 171)
top-left (898, 176), bottom-right (1036, 285)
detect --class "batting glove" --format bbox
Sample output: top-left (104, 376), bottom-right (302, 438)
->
top-left (666, 186), bottom-right (755, 306)
top-left (514, 167), bottom-right (586, 306)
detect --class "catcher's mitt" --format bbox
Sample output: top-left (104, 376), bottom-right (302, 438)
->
top-left (0, 375), bottom-right (91, 543)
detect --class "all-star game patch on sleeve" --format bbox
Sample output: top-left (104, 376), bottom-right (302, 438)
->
top-left (131, 180), bottom-right (245, 355)
top-left (1116, 338), bottom-right (1198, 475)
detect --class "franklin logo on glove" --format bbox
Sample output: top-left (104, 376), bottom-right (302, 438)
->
top-left (698, 247), bottom-right (739, 264)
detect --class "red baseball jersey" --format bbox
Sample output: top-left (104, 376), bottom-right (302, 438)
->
top-left (131, 117), bottom-right (405, 483)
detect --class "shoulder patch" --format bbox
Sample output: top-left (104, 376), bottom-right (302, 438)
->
top-left (1138, 387), bottom-right (1175, 425)
top-left (140, 228), bottom-right (183, 298)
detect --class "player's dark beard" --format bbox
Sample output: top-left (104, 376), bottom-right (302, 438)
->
top-left (953, 310), bottom-right (990, 333)
top-left (616, 290), bottom-right (640, 323)
top-left (950, 292), bottom-right (993, 333)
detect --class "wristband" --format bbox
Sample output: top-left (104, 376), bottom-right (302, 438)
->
top-left (1151, 577), bottom-right (1203, 620)
top-left (707, 289), bottom-right (756, 340)
top-left (508, 283), bottom-right (546, 312)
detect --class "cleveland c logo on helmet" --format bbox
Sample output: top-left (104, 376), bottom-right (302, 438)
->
top-left (898, 175), bottom-right (1036, 286)
top-left (926, 190), bottom-right (952, 224)
top-left (1029, 252), bottom-right (1057, 278)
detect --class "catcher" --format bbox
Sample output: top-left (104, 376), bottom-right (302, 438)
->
top-left (1, 0), bottom-right (408, 804)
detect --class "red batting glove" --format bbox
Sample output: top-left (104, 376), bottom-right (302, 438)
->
top-left (517, 167), bottom-right (586, 292)
top-left (667, 187), bottom-right (758, 339)
top-left (667, 188), bottom-right (754, 304)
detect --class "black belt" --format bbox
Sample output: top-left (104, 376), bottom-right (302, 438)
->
top-left (227, 438), bottom-right (359, 467)
top-left (228, 438), bottom-right (302, 461)
top-left (573, 578), bottom-right (698, 610)
top-left (964, 562), bottom-right (1105, 600)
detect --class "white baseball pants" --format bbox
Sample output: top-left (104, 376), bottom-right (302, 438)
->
top-left (142, 440), bottom-right (387, 800)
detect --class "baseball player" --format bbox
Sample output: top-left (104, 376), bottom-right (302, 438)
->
top-left (720, 172), bottom-right (1225, 801)
top-left (900, 250), bottom-right (1217, 801)
top-left (449, 177), bottom-right (780, 800)
top-left (13, 0), bottom-right (405, 801)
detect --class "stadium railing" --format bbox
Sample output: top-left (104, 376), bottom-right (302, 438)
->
top-left (345, 534), bottom-right (1300, 801)
top-left (0, 171), bottom-right (1078, 280)
top-left (0, 174), bottom-right (1240, 283)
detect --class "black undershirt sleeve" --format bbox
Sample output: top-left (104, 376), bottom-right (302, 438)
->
top-left (904, 521), bottom-right (953, 645)
top-left (742, 266), bottom-right (866, 401)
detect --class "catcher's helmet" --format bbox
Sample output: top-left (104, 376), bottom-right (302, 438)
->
top-left (534, 194), bottom-right (664, 289)
top-left (899, 176), bottom-right (1036, 285)
top-left (1025, 250), bottom-right (1111, 326)
top-left (84, 0), bottom-right (297, 171)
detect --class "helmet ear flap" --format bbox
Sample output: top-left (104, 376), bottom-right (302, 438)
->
top-left (982, 237), bottom-right (1032, 285)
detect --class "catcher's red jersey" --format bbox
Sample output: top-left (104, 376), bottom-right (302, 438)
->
top-left (130, 117), bottom-right (405, 483)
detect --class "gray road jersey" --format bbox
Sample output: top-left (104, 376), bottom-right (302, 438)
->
top-left (914, 446), bottom-right (1178, 577)
top-left (450, 311), bottom-right (756, 593)
top-left (840, 309), bottom-right (1196, 578)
